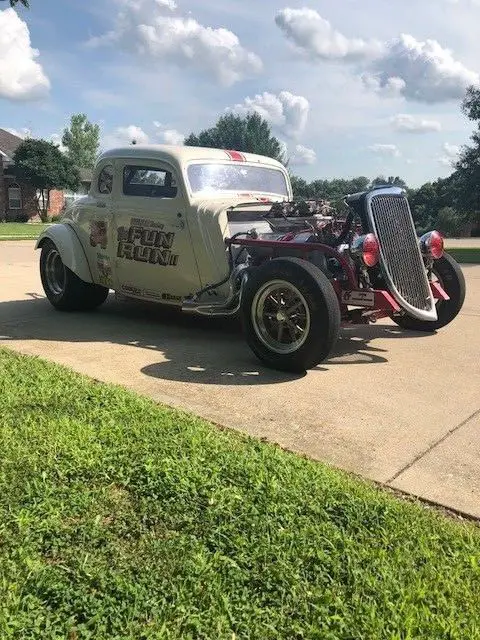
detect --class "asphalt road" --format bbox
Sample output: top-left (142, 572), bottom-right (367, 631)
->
top-left (1, 241), bottom-right (479, 517)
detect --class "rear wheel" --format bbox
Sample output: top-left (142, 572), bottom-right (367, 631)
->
top-left (40, 240), bottom-right (109, 311)
top-left (393, 252), bottom-right (466, 332)
top-left (242, 257), bottom-right (340, 372)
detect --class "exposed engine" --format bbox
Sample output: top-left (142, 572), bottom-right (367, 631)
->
top-left (227, 199), bottom-right (350, 277)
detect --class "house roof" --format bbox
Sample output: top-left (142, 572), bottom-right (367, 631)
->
top-left (0, 128), bottom-right (24, 162)
top-left (0, 129), bottom-right (93, 183)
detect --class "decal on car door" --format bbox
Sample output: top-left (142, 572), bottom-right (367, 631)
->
top-left (96, 253), bottom-right (113, 287)
top-left (89, 221), bottom-right (108, 249)
top-left (116, 217), bottom-right (179, 267)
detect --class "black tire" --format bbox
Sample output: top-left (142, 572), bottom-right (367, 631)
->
top-left (242, 257), bottom-right (341, 372)
top-left (393, 252), bottom-right (466, 332)
top-left (40, 239), bottom-right (109, 312)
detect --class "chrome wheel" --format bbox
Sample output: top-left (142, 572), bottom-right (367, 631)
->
top-left (45, 249), bottom-right (66, 296)
top-left (251, 280), bottom-right (311, 355)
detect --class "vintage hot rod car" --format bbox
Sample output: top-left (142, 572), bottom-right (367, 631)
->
top-left (36, 145), bottom-right (466, 372)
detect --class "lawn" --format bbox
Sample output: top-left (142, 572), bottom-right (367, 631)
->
top-left (0, 223), bottom-right (50, 240)
top-left (0, 348), bottom-right (479, 639)
top-left (446, 247), bottom-right (480, 264)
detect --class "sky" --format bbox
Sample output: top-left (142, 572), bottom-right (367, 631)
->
top-left (1, 0), bottom-right (480, 186)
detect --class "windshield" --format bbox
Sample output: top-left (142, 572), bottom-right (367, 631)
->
top-left (187, 163), bottom-right (289, 197)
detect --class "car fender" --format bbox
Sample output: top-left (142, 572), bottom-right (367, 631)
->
top-left (35, 224), bottom-right (94, 283)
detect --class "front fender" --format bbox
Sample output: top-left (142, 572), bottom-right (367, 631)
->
top-left (36, 224), bottom-right (93, 283)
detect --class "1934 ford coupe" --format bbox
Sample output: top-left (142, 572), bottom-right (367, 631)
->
top-left (36, 145), bottom-right (466, 372)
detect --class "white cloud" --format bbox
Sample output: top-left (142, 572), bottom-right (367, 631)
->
top-left (289, 145), bottom-right (316, 165)
top-left (443, 142), bottom-right (461, 157)
top-left (153, 122), bottom-right (185, 145)
top-left (366, 34), bottom-right (479, 103)
top-left (103, 125), bottom-right (150, 149)
top-left (0, 8), bottom-right (50, 101)
top-left (89, 0), bottom-right (262, 86)
top-left (275, 10), bottom-right (478, 104)
top-left (369, 144), bottom-right (401, 157)
top-left (438, 142), bottom-right (460, 166)
top-left (228, 91), bottom-right (310, 138)
top-left (50, 133), bottom-right (67, 153)
top-left (390, 114), bottom-right (442, 133)
top-left (156, 0), bottom-right (177, 8)
top-left (438, 157), bottom-right (454, 167)
top-left (275, 8), bottom-right (383, 61)
top-left (362, 75), bottom-right (406, 98)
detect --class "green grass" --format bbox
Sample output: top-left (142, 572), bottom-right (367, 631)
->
top-left (447, 247), bottom-right (480, 264)
top-left (0, 349), bottom-right (479, 639)
top-left (0, 223), bottom-right (49, 240)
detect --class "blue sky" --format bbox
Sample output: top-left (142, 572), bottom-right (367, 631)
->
top-left (1, 0), bottom-right (479, 186)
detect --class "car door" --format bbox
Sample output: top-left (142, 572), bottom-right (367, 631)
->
top-left (112, 159), bottom-right (201, 302)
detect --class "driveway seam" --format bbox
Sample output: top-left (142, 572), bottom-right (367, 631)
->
top-left (387, 408), bottom-right (480, 483)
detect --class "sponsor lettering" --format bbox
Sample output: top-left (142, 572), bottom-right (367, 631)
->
top-left (341, 290), bottom-right (375, 307)
top-left (121, 284), bottom-right (142, 295)
top-left (117, 223), bottom-right (179, 267)
top-left (161, 292), bottom-right (182, 302)
top-left (131, 217), bottom-right (165, 229)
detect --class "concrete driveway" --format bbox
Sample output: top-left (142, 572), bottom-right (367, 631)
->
top-left (1, 241), bottom-right (479, 517)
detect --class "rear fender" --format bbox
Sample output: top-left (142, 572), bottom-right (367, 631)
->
top-left (35, 224), bottom-right (93, 283)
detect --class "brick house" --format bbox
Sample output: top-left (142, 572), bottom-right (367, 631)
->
top-left (0, 128), bottom-right (92, 222)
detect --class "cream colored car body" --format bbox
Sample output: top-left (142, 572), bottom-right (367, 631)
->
top-left (36, 145), bottom-right (292, 304)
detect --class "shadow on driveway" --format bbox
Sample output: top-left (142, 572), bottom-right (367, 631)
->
top-left (0, 293), bottom-right (431, 386)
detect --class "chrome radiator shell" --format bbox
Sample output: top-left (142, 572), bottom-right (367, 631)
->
top-left (365, 187), bottom-right (437, 321)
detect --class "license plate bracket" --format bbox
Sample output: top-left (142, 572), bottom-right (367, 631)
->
top-left (341, 290), bottom-right (375, 307)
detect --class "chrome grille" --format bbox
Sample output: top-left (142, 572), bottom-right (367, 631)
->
top-left (369, 194), bottom-right (432, 312)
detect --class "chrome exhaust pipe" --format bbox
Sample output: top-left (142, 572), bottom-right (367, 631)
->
top-left (182, 268), bottom-right (248, 317)
top-left (182, 298), bottom-right (240, 316)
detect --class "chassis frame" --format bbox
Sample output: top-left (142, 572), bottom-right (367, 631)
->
top-left (225, 235), bottom-right (450, 325)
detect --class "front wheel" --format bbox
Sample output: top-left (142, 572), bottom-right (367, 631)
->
top-left (242, 257), bottom-right (341, 372)
top-left (393, 252), bottom-right (466, 332)
top-left (40, 240), bottom-right (109, 311)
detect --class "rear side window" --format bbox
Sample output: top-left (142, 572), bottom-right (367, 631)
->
top-left (98, 165), bottom-right (114, 194)
top-left (123, 166), bottom-right (178, 198)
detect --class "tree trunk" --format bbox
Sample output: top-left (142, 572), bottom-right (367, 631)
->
top-left (36, 189), bottom-right (50, 223)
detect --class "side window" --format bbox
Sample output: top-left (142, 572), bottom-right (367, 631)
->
top-left (123, 165), bottom-right (178, 199)
top-left (98, 165), bottom-right (114, 195)
top-left (8, 185), bottom-right (22, 209)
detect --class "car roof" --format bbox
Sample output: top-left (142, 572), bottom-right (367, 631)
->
top-left (97, 144), bottom-right (286, 169)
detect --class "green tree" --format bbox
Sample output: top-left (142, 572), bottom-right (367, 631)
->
top-left (290, 175), bottom-right (370, 209)
top-left (436, 207), bottom-right (465, 237)
top-left (370, 175), bottom-right (407, 189)
top-left (61, 114), bottom-right (100, 169)
top-left (185, 113), bottom-right (286, 164)
top-left (9, 0), bottom-right (29, 7)
top-left (450, 86), bottom-right (480, 229)
top-left (290, 175), bottom-right (310, 199)
top-left (13, 139), bottom-right (80, 222)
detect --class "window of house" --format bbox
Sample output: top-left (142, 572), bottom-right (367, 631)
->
top-left (98, 165), bottom-right (114, 195)
top-left (8, 186), bottom-right (22, 210)
top-left (123, 166), bottom-right (178, 198)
